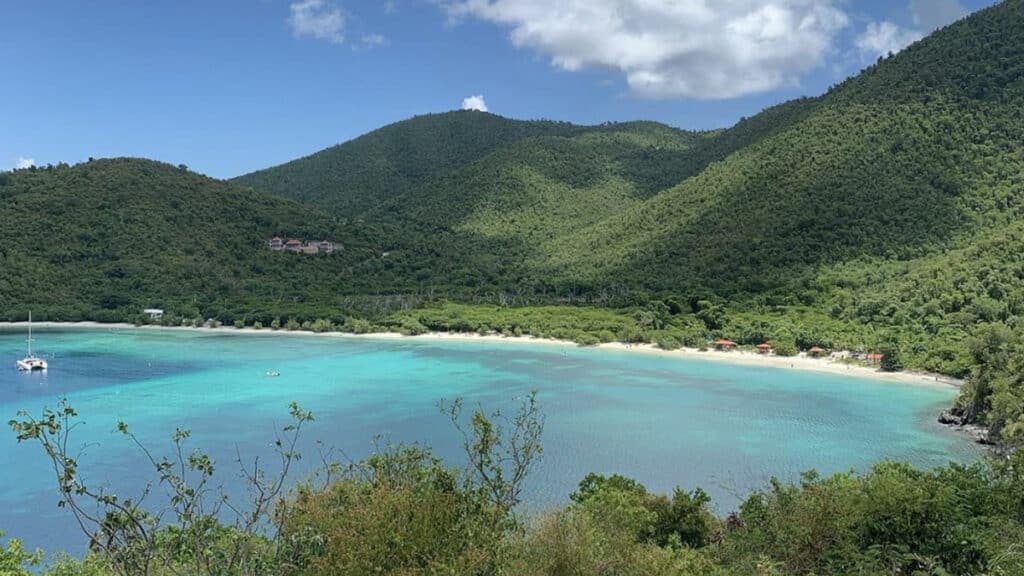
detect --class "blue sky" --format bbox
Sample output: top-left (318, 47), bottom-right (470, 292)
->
top-left (1, 0), bottom-right (998, 178)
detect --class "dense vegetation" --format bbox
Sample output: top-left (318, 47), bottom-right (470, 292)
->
top-left (4, 2), bottom-right (1024, 444)
top-left (4, 399), bottom-right (1024, 576)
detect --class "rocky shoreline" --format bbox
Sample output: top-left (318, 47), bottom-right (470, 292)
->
top-left (938, 408), bottom-right (994, 446)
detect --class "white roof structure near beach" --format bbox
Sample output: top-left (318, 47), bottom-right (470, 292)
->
top-left (144, 308), bottom-right (164, 318)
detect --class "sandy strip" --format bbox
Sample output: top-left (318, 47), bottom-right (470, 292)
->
top-left (1, 322), bottom-right (961, 388)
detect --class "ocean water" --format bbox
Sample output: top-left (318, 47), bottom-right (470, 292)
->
top-left (0, 328), bottom-right (979, 556)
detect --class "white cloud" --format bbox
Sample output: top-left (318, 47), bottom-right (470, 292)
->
top-left (855, 21), bottom-right (922, 60)
top-left (15, 157), bottom-right (35, 169)
top-left (461, 95), bottom-right (488, 112)
top-left (361, 33), bottom-right (388, 46)
top-left (910, 0), bottom-right (968, 32)
top-left (438, 0), bottom-right (850, 100)
top-left (288, 0), bottom-right (345, 44)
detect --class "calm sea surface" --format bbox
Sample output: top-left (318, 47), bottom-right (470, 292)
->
top-left (0, 329), bottom-right (980, 555)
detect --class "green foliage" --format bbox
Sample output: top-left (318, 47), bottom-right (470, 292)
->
top-left (0, 531), bottom-right (42, 575)
top-left (10, 393), bottom-right (1024, 576)
top-left (880, 344), bottom-right (904, 372)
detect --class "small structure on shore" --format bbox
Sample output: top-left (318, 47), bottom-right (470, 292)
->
top-left (143, 308), bottom-right (164, 320)
top-left (808, 346), bottom-right (826, 358)
top-left (867, 352), bottom-right (884, 364)
top-left (756, 343), bottom-right (772, 354)
top-left (714, 339), bottom-right (737, 351)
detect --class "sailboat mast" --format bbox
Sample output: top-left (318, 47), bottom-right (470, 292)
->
top-left (27, 311), bottom-right (32, 356)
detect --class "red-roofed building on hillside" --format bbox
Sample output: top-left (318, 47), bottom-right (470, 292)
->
top-left (269, 237), bottom-right (284, 250)
top-left (284, 239), bottom-right (303, 253)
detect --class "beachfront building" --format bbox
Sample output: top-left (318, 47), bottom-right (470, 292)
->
top-left (756, 343), bottom-right (772, 354)
top-left (714, 339), bottom-right (737, 351)
top-left (808, 346), bottom-right (826, 357)
top-left (269, 237), bottom-right (284, 250)
top-left (867, 352), bottom-right (884, 364)
top-left (143, 308), bottom-right (164, 320)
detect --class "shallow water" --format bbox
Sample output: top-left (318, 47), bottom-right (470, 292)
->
top-left (0, 328), bottom-right (979, 555)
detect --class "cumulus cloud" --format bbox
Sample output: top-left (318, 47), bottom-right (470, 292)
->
top-left (855, 20), bottom-right (923, 60)
top-left (15, 157), bottom-right (35, 169)
top-left (438, 0), bottom-right (850, 100)
top-left (288, 0), bottom-right (345, 44)
top-left (461, 95), bottom-right (488, 112)
top-left (910, 0), bottom-right (968, 32)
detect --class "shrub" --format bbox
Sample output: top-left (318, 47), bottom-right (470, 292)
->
top-left (773, 340), bottom-right (798, 357)
top-left (400, 319), bottom-right (428, 336)
top-left (656, 335), bottom-right (682, 351)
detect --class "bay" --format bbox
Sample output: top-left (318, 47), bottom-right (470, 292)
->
top-left (0, 328), bottom-right (979, 556)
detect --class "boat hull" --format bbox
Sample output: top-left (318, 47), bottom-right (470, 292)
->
top-left (17, 358), bottom-right (47, 371)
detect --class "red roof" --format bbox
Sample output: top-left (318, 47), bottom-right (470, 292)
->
top-left (867, 353), bottom-right (884, 360)
top-left (714, 339), bottom-right (737, 346)
top-left (756, 343), bottom-right (772, 349)
top-left (809, 346), bottom-right (825, 353)
top-left (271, 236), bottom-right (282, 241)
top-left (285, 239), bottom-right (302, 245)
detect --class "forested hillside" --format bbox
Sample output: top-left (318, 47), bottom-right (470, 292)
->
top-left (0, 159), bottom-right (384, 323)
top-left (4, 1), bottom-right (1024, 441)
top-left (234, 1), bottom-right (1024, 441)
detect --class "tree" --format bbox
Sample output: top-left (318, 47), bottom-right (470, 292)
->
top-left (880, 344), bottom-right (904, 372)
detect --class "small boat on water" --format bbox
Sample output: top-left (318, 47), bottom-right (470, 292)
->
top-left (266, 370), bottom-right (280, 377)
top-left (17, 312), bottom-right (48, 372)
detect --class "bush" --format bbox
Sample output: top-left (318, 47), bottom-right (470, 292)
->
top-left (656, 335), bottom-right (682, 350)
top-left (772, 340), bottom-right (798, 357)
top-left (344, 318), bottom-right (373, 334)
top-left (309, 318), bottom-right (333, 333)
top-left (880, 344), bottom-right (903, 372)
top-left (400, 319), bottom-right (428, 336)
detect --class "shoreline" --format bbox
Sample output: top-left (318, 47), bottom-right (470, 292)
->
top-left (1, 321), bottom-right (962, 389)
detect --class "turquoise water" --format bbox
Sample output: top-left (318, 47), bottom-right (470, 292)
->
top-left (0, 329), bottom-right (979, 555)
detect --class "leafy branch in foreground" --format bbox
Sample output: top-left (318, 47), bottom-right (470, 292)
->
top-left (440, 390), bottom-right (545, 517)
top-left (8, 399), bottom-right (313, 576)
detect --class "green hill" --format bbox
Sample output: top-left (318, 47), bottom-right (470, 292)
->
top-left (0, 158), bottom-right (387, 323)
top-left (232, 1), bottom-right (1024, 438)
top-left (4, 1), bottom-right (1024, 440)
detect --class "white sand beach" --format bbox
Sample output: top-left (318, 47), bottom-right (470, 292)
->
top-left (0, 321), bottom-right (961, 388)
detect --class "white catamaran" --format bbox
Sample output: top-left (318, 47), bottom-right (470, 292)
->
top-left (16, 312), bottom-right (48, 372)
